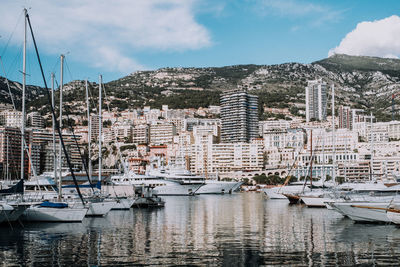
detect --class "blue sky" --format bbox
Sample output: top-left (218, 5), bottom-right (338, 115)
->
top-left (1, 0), bottom-right (400, 86)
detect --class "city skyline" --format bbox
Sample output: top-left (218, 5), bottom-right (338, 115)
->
top-left (0, 0), bottom-right (400, 86)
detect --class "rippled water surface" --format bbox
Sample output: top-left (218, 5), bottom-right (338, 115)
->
top-left (1, 193), bottom-right (400, 266)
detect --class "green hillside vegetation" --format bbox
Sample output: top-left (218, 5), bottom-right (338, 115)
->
top-left (315, 54), bottom-right (400, 75)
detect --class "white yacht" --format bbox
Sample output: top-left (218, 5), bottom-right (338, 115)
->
top-left (111, 168), bottom-right (205, 196)
top-left (196, 179), bottom-right (242, 194)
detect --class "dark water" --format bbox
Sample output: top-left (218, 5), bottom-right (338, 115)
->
top-left (1, 193), bottom-right (400, 266)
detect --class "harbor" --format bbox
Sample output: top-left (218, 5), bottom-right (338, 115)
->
top-left (1, 193), bottom-right (400, 266)
top-left (2, 2), bottom-right (400, 266)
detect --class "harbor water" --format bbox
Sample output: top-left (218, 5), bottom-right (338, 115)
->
top-left (1, 193), bottom-right (400, 266)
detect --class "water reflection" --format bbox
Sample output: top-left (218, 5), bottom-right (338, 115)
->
top-left (1, 193), bottom-right (400, 266)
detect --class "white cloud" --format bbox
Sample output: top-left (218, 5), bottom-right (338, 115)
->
top-left (0, 0), bottom-right (211, 73)
top-left (329, 15), bottom-right (400, 58)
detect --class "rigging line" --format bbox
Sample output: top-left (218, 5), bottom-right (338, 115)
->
top-left (55, 68), bottom-right (95, 191)
top-left (88, 82), bottom-right (99, 115)
top-left (64, 107), bottom-right (95, 192)
top-left (102, 83), bottom-right (111, 113)
top-left (49, 58), bottom-right (60, 79)
top-left (4, 44), bottom-right (23, 80)
top-left (64, 58), bottom-right (74, 83)
top-left (26, 12), bottom-right (85, 205)
top-left (0, 10), bottom-right (24, 58)
top-left (0, 56), bottom-right (38, 180)
top-left (0, 57), bottom-right (16, 108)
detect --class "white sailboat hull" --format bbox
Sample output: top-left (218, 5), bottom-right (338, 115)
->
top-left (301, 196), bottom-right (330, 208)
top-left (22, 206), bottom-right (88, 222)
top-left (387, 211), bottom-right (400, 224)
top-left (111, 198), bottom-right (135, 210)
top-left (153, 183), bottom-right (203, 196)
top-left (196, 181), bottom-right (237, 194)
top-left (263, 188), bottom-right (287, 199)
top-left (85, 200), bottom-right (116, 216)
top-left (331, 202), bottom-right (390, 223)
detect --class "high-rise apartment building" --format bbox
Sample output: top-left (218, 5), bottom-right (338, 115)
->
top-left (220, 89), bottom-right (258, 143)
top-left (338, 106), bottom-right (365, 130)
top-left (305, 79), bottom-right (327, 122)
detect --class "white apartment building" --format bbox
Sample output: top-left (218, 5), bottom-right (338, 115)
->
top-left (132, 124), bottom-right (149, 144)
top-left (305, 128), bottom-right (358, 153)
top-left (168, 118), bottom-right (185, 134)
top-left (113, 123), bottom-right (132, 141)
top-left (189, 141), bottom-right (263, 177)
top-left (353, 117), bottom-right (393, 143)
top-left (149, 122), bottom-right (176, 145)
top-left (120, 110), bottom-right (138, 122)
top-left (193, 124), bottom-right (220, 141)
top-left (260, 120), bottom-right (290, 133)
top-left (184, 118), bottom-right (220, 132)
top-left (265, 147), bottom-right (298, 169)
top-left (0, 110), bottom-right (22, 128)
top-left (263, 128), bottom-right (305, 149)
top-left (388, 121), bottom-right (400, 140)
top-left (27, 111), bottom-right (44, 128)
top-left (143, 107), bottom-right (161, 123)
top-left (305, 79), bottom-right (327, 122)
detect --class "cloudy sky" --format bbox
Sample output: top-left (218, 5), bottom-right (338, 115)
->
top-left (0, 0), bottom-right (399, 85)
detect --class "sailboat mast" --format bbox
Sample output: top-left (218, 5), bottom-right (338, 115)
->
top-left (58, 54), bottom-right (64, 199)
top-left (86, 79), bottom-right (92, 182)
top-left (370, 112), bottom-right (374, 181)
top-left (310, 129), bottom-right (313, 189)
top-left (6, 136), bottom-right (9, 181)
top-left (51, 73), bottom-right (57, 182)
top-left (331, 84), bottom-right (336, 184)
top-left (21, 8), bottom-right (27, 180)
top-left (98, 75), bottom-right (102, 182)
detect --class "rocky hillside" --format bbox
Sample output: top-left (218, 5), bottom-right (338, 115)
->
top-left (0, 76), bottom-right (46, 109)
top-left (7, 54), bottom-right (400, 121)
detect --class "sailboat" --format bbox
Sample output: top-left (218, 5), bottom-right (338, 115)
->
top-left (23, 53), bottom-right (87, 222)
top-left (17, 18), bottom-right (88, 221)
top-left (74, 75), bottom-right (116, 215)
top-left (300, 84), bottom-right (337, 208)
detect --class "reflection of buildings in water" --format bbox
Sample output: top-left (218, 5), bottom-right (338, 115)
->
top-left (2, 195), bottom-right (400, 265)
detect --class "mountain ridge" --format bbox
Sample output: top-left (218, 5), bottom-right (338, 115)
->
top-left (1, 54), bottom-right (398, 122)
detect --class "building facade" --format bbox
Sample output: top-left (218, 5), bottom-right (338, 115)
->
top-left (220, 89), bottom-right (258, 143)
top-left (305, 79), bottom-right (327, 122)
